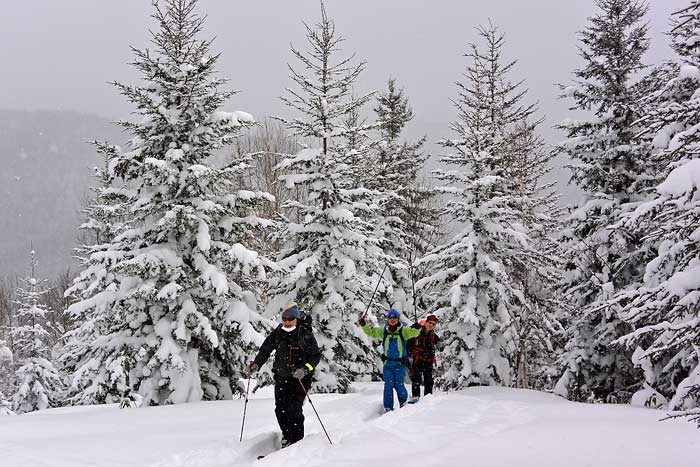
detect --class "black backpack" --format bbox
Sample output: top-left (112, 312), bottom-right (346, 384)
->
top-left (298, 309), bottom-right (313, 332)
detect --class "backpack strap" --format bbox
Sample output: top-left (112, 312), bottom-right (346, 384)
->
top-left (382, 325), bottom-right (407, 357)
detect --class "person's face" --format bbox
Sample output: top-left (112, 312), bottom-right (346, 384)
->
top-left (282, 316), bottom-right (297, 328)
top-left (426, 320), bottom-right (436, 330)
top-left (388, 316), bottom-right (399, 324)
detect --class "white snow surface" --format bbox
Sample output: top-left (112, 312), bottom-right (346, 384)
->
top-left (0, 383), bottom-right (697, 467)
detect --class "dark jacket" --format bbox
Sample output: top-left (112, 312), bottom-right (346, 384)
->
top-left (253, 325), bottom-right (321, 379)
top-left (407, 324), bottom-right (441, 365)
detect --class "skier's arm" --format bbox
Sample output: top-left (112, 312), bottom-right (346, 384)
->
top-left (253, 328), bottom-right (277, 367)
top-left (401, 326), bottom-right (421, 340)
top-left (303, 332), bottom-right (322, 371)
top-left (361, 324), bottom-right (384, 339)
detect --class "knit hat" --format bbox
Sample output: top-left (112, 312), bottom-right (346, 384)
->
top-left (387, 308), bottom-right (400, 319)
top-left (282, 302), bottom-right (300, 319)
top-left (426, 314), bottom-right (438, 324)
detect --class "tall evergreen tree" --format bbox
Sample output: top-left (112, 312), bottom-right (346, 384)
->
top-left (554, 0), bottom-right (650, 402)
top-left (370, 78), bottom-right (435, 319)
top-left (416, 23), bottom-right (540, 389)
top-left (270, 2), bottom-right (382, 392)
top-left (11, 250), bottom-right (62, 413)
top-left (63, 0), bottom-right (271, 406)
top-left (612, 1), bottom-right (700, 425)
top-left (508, 119), bottom-right (563, 389)
top-left (77, 144), bottom-right (129, 248)
top-left (0, 339), bottom-right (14, 416)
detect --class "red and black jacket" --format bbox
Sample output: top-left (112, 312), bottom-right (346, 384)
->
top-left (407, 325), bottom-right (441, 365)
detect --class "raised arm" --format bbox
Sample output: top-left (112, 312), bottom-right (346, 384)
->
top-left (361, 324), bottom-right (385, 339)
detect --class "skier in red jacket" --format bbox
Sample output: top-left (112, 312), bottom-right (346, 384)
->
top-left (407, 314), bottom-right (443, 403)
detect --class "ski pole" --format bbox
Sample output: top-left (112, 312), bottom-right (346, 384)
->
top-left (298, 379), bottom-right (332, 445)
top-left (360, 263), bottom-right (389, 322)
top-left (239, 370), bottom-right (252, 442)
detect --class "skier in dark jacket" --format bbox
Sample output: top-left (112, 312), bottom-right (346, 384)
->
top-left (407, 314), bottom-right (443, 403)
top-left (250, 302), bottom-right (321, 447)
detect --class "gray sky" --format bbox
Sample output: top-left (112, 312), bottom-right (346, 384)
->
top-left (0, 1), bottom-right (686, 130)
top-left (0, 0), bottom-right (689, 278)
top-left (0, 0), bottom-right (689, 217)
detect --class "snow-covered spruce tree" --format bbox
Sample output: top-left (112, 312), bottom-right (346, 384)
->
top-left (368, 78), bottom-right (436, 319)
top-left (0, 339), bottom-right (14, 416)
top-left (416, 22), bottom-right (541, 389)
top-left (63, 0), bottom-right (271, 406)
top-left (11, 250), bottom-right (62, 413)
top-left (60, 147), bottom-right (132, 405)
top-left (507, 118), bottom-right (564, 390)
top-left (77, 143), bottom-right (130, 248)
top-left (554, 0), bottom-right (650, 402)
top-left (270, 2), bottom-right (383, 392)
top-left (611, 1), bottom-right (700, 425)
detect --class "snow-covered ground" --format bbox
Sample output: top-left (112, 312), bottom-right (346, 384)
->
top-left (1, 382), bottom-right (697, 467)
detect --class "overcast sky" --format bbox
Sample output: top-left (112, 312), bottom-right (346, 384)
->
top-left (0, 0), bottom-right (689, 190)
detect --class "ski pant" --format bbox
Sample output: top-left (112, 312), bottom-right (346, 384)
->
top-left (273, 376), bottom-right (309, 444)
top-left (410, 360), bottom-right (434, 398)
top-left (383, 362), bottom-right (408, 410)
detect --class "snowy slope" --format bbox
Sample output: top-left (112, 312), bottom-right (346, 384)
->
top-left (0, 383), bottom-right (697, 467)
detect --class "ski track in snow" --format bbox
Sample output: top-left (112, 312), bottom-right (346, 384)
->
top-left (1, 383), bottom-right (698, 467)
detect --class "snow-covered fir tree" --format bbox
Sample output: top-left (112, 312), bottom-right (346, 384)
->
top-left (60, 145), bottom-right (130, 391)
top-left (368, 78), bottom-right (435, 320)
top-left (270, 2), bottom-right (383, 392)
top-left (11, 250), bottom-right (62, 413)
top-left (554, 0), bottom-right (650, 402)
top-left (62, 0), bottom-right (271, 406)
top-left (77, 143), bottom-right (129, 248)
top-left (0, 339), bottom-right (14, 416)
top-left (416, 22), bottom-right (541, 389)
top-left (611, 0), bottom-right (700, 425)
top-left (507, 118), bottom-right (563, 389)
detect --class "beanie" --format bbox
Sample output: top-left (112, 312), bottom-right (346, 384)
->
top-left (282, 302), bottom-right (300, 319)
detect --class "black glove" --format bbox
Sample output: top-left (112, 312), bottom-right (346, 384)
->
top-left (292, 367), bottom-right (308, 379)
top-left (249, 361), bottom-right (259, 373)
top-left (358, 317), bottom-right (367, 326)
top-left (411, 321), bottom-right (421, 329)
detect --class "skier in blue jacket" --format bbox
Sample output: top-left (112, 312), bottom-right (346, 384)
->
top-left (359, 308), bottom-right (421, 412)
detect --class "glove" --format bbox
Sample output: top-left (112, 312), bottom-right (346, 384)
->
top-left (292, 367), bottom-right (308, 379)
top-left (411, 321), bottom-right (420, 329)
top-left (249, 361), bottom-right (259, 373)
top-left (358, 317), bottom-right (367, 326)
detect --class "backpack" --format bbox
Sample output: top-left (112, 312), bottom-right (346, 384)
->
top-left (298, 310), bottom-right (313, 332)
top-left (409, 327), bottom-right (437, 363)
top-left (381, 324), bottom-right (409, 365)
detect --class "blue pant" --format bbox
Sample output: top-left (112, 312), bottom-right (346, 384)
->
top-left (383, 363), bottom-right (408, 410)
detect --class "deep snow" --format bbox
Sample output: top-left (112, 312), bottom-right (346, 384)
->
top-left (0, 382), bottom-right (697, 467)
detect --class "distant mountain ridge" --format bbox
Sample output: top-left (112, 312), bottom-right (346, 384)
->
top-left (0, 109), bottom-right (125, 279)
